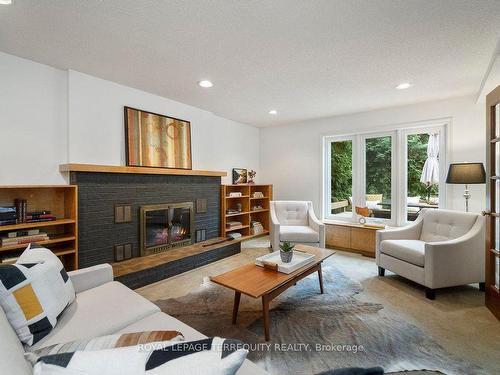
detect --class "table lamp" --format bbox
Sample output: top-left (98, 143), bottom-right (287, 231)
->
top-left (446, 162), bottom-right (486, 212)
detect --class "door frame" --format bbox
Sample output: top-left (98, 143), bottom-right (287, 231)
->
top-left (485, 85), bottom-right (500, 320)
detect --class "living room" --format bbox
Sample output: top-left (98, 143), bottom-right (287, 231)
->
top-left (1, 1), bottom-right (500, 375)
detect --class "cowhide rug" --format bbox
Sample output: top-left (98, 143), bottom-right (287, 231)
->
top-left (154, 264), bottom-right (486, 375)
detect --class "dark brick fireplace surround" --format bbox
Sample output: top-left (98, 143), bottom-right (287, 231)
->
top-left (70, 171), bottom-right (229, 270)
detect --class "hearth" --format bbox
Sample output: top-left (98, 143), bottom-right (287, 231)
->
top-left (140, 202), bottom-right (194, 256)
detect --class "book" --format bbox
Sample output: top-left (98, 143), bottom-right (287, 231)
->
top-left (0, 206), bottom-right (16, 214)
top-left (1, 232), bottom-right (49, 246)
top-left (26, 217), bottom-right (56, 223)
top-left (0, 236), bottom-right (49, 246)
top-left (26, 214), bottom-right (54, 220)
top-left (0, 219), bottom-right (17, 226)
top-left (7, 229), bottom-right (40, 238)
top-left (226, 221), bottom-right (242, 228)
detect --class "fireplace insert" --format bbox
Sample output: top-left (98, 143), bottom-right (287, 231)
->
top-left (140, 202), bottom-right (194, 256)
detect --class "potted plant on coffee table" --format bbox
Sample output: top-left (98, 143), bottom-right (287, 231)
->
top-left (279, 241), bottom-right (294, 263)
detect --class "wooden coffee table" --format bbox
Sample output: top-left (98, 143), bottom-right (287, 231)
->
top-left (210, 244), bottom-right (335, 341)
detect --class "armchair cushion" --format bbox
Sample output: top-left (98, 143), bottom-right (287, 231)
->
top-left (273, 201), bottom-right (309, 226)
top-left (280, 226), bottom-right (319, 243)
top-left (419, 209), bottom-right (478, 242)
top-left (379, 240), bottom-right (425, 267)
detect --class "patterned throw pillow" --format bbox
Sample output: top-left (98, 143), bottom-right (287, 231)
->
top-left (25, 330), bottom-right (184, 365)
top-left (0, 244), bottom-right (75, 346)
top-left (33, 337), bottom-right (248, 375)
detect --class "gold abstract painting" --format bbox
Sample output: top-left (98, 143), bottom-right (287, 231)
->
top-left (125, 107), bottom-right (192, 169)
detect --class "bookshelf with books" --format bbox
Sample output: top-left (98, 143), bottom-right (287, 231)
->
top-left (0, 186), bottom-right (78, 270)
top-left (221, 184), bottom-right (272, 241)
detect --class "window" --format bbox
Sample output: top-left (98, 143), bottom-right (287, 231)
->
top-left (406, 133), bottom-right (439, 221)
top-left (323, 123), bottom-right (447, 226)
top-left (328, 138), bottom-right (353, 218)
top-left (364, 135), bottom-right (393, 221)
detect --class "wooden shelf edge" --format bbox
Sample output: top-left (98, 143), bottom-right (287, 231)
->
top-left (226, 225), bottom-right (249, 231)
top-left (0, 235), bottom-right (76, 252)
top-left (0, 219), bottom-right (76, 232)
top-left (225, 195), bottom-right (250, 199)
top-left (225, 211), bottom-right (250, 217)
top-left (60, 163), bottom-right (227, 177)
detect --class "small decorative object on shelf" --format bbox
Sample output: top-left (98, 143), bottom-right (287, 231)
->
top-left (232, 168), bottom-right (247, 184)
top-left (252, 204), bottom-right (263, 211)
top-left (252, 191), bottom-right (264, 198)
top-left (247, 170), bottom-right (256, 184)
top-left (228, 232), bottom-right (242, 239)
top-left (251, 221), bottom-right (264, 235)
top-left (279, 241), bottom-right (294, 263)
top-left (228, 192), bottom-right (242, 198)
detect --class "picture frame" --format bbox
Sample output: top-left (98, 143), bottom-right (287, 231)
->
top-left (124, 106), bottom-right (192, 169)
top-left (232, 168), bottom-right (248, 184)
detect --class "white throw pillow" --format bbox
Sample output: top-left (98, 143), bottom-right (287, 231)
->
top-left (33, 337), bottom-right (248, 375)
top-left (0, 244), bottom-right (75, 345)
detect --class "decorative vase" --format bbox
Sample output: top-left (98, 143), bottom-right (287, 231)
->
top-left (280, 250), bottom-right (293, 263)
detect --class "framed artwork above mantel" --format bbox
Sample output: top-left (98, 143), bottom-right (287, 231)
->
top-left (124, 106), bottom-right (192, 170)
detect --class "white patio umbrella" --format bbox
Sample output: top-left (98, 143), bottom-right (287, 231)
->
top-left (420, 133), bottom-right (439, 199)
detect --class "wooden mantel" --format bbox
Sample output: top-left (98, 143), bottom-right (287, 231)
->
top-left (59, 163), bottom-right (227, 177)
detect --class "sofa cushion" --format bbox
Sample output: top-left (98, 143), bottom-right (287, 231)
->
top-left (380, 240), bottom-right (425, 267)
top-left (420, 209), bottom-right (478, 242)
top-left (279, 225), bottom-right (319, 243)
top-left (29, 281), bottom-right (159, 350)
top-left (117, 312), bottom-right (270, 375)
top-left (0, 306), bottom-right (32, 375)
top-left (273, 201), bottom-right (309, 226)
top-left (0, 246), bottom-right (75, 346)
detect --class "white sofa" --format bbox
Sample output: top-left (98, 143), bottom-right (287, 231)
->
top-left (270, 200), bottom-right (325, 250)
top-left (0, 264), bottom-right (268, 375)
top-left (376, 209), bottom-right (485, 299)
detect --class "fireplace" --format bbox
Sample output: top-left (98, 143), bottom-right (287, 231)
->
top-left (140, 202), bottom-right (194, 256)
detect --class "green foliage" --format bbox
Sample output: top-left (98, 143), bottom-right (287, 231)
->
top-left (279, 241), bottom-right (294, 252)
top-left (331, 140), bottom-right (352, 201)
top-left (330, 134), bottom-right (438, 208)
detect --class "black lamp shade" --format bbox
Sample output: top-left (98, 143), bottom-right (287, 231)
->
top-left (446, 163), bottom-right (486, 184)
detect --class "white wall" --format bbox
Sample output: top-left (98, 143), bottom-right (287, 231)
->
top-left (260, 95), bottom-right (487, 215)
top-left (68, 71), bottom-right (260, 184)
top-left (0, 52), bottom-right (68, 184)
top-left (0, 52), bottom-right (260, 185)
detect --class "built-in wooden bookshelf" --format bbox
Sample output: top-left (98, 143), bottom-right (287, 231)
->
top-left (0, 186), bottom-right (78, 270)
top-left (221, 184), bottom-right (272, 241)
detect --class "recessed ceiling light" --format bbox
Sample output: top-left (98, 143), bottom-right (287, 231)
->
top-left (198, 80), bottom-right (213, 88)
top-left (396, 82), bottom-right (412, 90)
top-left (0, 0), bottom-right (12, 4)
top-left (269, 110), bottom-right (278, 115)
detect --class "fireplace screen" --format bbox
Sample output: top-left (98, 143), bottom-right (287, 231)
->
top-left (140, 202), bottom-right (194, 256)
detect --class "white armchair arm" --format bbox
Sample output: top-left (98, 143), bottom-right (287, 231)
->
top-left (424, 217), bottom-right (485, 289)
top-left (308, 204), bottom-right (325, 248)
top-left (68, 264), bottom-right (114, 294)
top-left (270, 203), bottom-right (280, 250)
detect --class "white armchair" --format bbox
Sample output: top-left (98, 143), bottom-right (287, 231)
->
top-left (270, 201), bottom-right (325, 250)
top-left (376, 209), bottom-right (485, 299)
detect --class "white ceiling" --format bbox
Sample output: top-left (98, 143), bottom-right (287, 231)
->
top-left (1, 0), bottom-right (500, 127)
